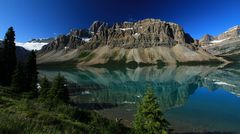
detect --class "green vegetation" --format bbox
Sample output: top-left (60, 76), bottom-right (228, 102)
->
top-left (10, 51), bottom-right (38, 98)
top-left (25, 50), bottom-right (38, 93)
top-left (0, 86), bottom-right (129, 134)
top-left (38, 76), bottom-right (51, 101)
top-left (46, 73), bottom-right (69, 104)
top-left (133, 87), bottom-right (170, 134)
top-left (1, 71), bottom-right (129, 134)
top-left (11, 63), bottom-right (25, 93)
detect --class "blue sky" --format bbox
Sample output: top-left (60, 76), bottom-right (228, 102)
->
top-left (0, 0), bottom-right (240, 42)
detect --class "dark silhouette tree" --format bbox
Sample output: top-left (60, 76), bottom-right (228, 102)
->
top-left (133, 87), bottom-right (170, 134)
top-left (3, 27), bottom-right (17, 85)
top-left (11, 63), bottom-right (25, 93)
top-left (25, 50), bottom-right (38, 94)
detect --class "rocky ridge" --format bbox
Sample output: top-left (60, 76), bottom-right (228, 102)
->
top-left (37, 18), bottom-right (225, 66)
top-left (200, 25), bottom-right (240, 61)
top-left (88, 19), bottom-right (196, 48)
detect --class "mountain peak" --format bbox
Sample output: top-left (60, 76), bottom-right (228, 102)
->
top-left (226, 25), bottom-right (240, 32)
top-left (218, 25), bottom-right (240, 40)
top-left (200, 25), bottom-right (240, 45)
top-left (199, 34), bottom-right (216, 43)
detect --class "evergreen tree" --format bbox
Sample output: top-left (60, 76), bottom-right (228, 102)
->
top-left (25, 50), bottom-right (38, 93)
top-left (39, 76), bottom-right (50, 101)
top-left (3, 27), bottom-right (17, 85)
top-left (49, 73), bottom-right (69, 103)
top-left (133, 87), bottom-right (170, 134)
top-left (11, 63), bottom-right (25, 93)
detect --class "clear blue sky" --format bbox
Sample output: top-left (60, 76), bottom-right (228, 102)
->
top-left (0, 0), bottom-right (239, 42)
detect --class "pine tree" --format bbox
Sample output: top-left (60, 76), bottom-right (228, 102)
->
top-left (39, 76), bottom-right (50, 101)
top-left (49, 73), bottom-right (69, 103)
top-left (11, 63), bottom-right (25, 93)
top-left (3, 27), bottom-right (17, 85)
top-left (25, 50), bottom-right (38, 93)
top-left (133, 87), bottom-right (170, 134)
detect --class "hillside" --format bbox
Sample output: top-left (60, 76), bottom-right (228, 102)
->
top-left (0, 86), bottom-right (129, 134)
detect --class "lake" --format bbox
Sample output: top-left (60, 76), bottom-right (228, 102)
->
top-left (39, 64), bottom-right (240, 133)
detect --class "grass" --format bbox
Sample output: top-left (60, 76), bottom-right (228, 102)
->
top-left (0, 87), bottom-right (130, 134)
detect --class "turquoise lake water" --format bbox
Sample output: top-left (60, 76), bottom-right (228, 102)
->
top-left (39, 64), bottom-right (240, 133)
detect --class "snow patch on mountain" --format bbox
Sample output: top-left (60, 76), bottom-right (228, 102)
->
top-left (214, 81), bottom-right (236, 87)
top-left (133, 33), bottom-right (140, 39)
top-left (210, 38), bottom-right (228, 44)
top-left (82, 38), bottom-right (91, 42)
top-left (16, 42), bottom-right (48, 51)
top-left (120, 28), bottom-right (133, 31)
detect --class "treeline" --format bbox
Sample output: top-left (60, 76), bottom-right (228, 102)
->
top-left (38, 74), bottom-right (69, 104)
top-left (0, 27), bottom-right (69, 103)
top-left (0, 27), bottom-right (39, 98)
top-left (11, 50), bottom-right (38, 97)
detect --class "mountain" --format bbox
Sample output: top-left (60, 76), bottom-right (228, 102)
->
top-left (29, 38), bottom-right (54, 43)
top-left (199, 34), bottom-right (216, 44)
top-left (15, 46), bottom-right (30, 61)
top-left (37, 18), bottom-right (225, 66)
top-left (38, 29), bottom-right (91, 53)
top-left (200, 25), bottom-right (240, 61)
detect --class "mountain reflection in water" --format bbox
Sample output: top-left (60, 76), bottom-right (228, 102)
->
top-left (39, 64), bottom-right (240, 133)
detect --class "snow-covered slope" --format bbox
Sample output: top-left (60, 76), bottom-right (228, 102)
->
top-left (16, 42), bottom-right (48, 51)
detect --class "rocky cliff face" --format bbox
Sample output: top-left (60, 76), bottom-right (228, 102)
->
top-left (200, 25), bottom-right (240, 61)
top-left (37, 18), bottom-right (224, 65)
top-left (87, 19), bottom-right (197, 49)
top-left (38, 29), bottom-right (91, 54)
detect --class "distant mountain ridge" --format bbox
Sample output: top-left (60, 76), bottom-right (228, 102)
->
top-left (200, 25), bottom-right (240, 44)
top-left (15, 37), bottom-right (54, 51)
top-left (200, 25), bottom-right (240, 61)
top-left (37, 18), bottom-right (224, 66)
top-left (29, 38), bottom-right (54, 43)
